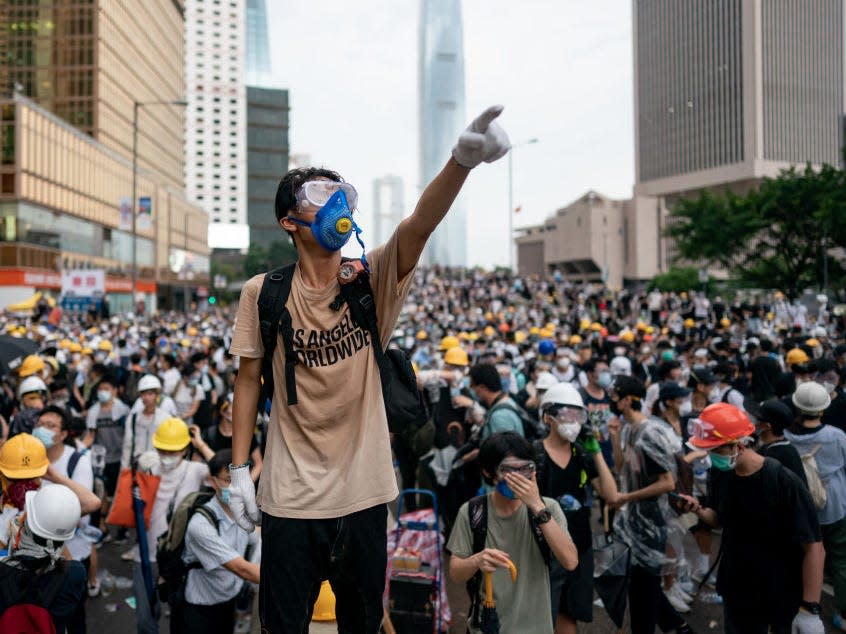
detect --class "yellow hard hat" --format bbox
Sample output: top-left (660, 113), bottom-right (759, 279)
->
top-left (14, 327), bottom-right (26, 337)
top-left (416, 330), bottom-right (428, 341)
top-left (443, 347), bottom-right (469, 367)
top-left (69, 342), bottom-right (82, 353)
top-left (569, 334), bottom-right (583, 345)
top-left (539, 328), bottom-right (554, 339)
top-left (661, 327), bottom-right (670, 335)
top-left (187, 326), bottom-right (199, 337)
top-left (579, 318), bottom-right (591, 332)
top-left (786, 348), bottom-right (810, 366)
top-left (483, 325), bottom-right (496, 338)
top-left (17, 355), bottom-right (45, 378)
top-left (0, 433), bottom-right (49, 479)
top-left (97, 340), bottom-right (113, 352)
top-left (180, 338), bottom-right (191, 348)
top-left (529, 326), bottom-right (541, 336)
top-left (86, 327), bottom-right (98, 335)
top-left (514, 331), bottom-right (527, 344)
top-left (684, 318), bottom-right (695, 328)
top-left (438, 335), bottom-right (459, 351)
top-left (81, 347), bottom-right (93, 356)
top-left (620, 330), bottom-right (635, 343)
top-left (590, 322), bottom-right (603, 332)
top-left (646, 326), bottom-right (655, 334)
top-left (458, 331), bottom-right (470, 341)
top-left (152, 417), bottom-right (191, 451)
top-left (312, 580), bottom-right (336, 622)
top-left (545, 322), bottom-right (556, 332)
top-left (4, 324), bottom-right (15, 333)
top-left (806, 338), bottom-right (820, 348)
top-left (58, 339), bottom-right (72, 350)
top-left (636, 322), bottom-right (648, 332)
top-left (720, 318), bottom-right (730, 327)
top-left (484, 312), bottom-right (494, 322)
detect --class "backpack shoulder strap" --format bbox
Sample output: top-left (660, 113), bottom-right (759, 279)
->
top-left (532, 440), bottom-right (548, 492)
top-left (257, 263), bottom-right (296, 405)
top-left (339, 269), bottom-right (385, 362)
top-left (67, 450), bottom-right (83, 480)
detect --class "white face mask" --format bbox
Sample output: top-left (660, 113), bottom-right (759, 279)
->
top-left (557, 358), bottom-right (570, 370)
top-left (707, 387), bottom-right (720, 403)
top-left (679, 398), bottom-right (692, 417)
top-left (159, 455), bottom-right (181, 471)
top-left (557, 422), bottom-right (581, 443)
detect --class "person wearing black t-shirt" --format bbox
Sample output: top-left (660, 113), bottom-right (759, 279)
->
top-left (755, 399), bottom-right (807, 486)
top-left (535, 383), bottom-right (618, 634)
top-left (190, 395), bottom-right (262, 482)
top-left (681, 402), bottom-right (824, 634)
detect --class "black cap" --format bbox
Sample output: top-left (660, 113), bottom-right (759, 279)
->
top-left (659, 381), bottom-right (692, 400)
top-left (613, 375), bottom-right (646, 399)
top-left (758, 399), bottom-right (795, 434)
top-left (689, 365), bottom-right (719, 385)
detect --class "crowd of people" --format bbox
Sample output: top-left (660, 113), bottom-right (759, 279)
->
top-left (0, 267), bottom-right (843, 633)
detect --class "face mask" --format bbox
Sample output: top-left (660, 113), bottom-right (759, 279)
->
top-left (159, 455), bottom-right (181, 471)
top-left (33, 426), bottom-right (56, 449)
top-left (219, 488), bottom-right (231, 505)
top-left (820, 382), bottom-right (835, 395)
top-left (679, 398), bottom-right (692, 417)
top-left (557, 422), bottom-right (581, 443)
top-left (557, 358), bottom-right (570, 370)
top-left (287, 190), bottom-right (361, 252)
top-left (597, 372), bottom-right (613, 388)
top-left (52, 396), bottom-right (69, 408)
top-left (708, 448), bottom-right (738, 471)
top-left (94, 352), bottom-right (107, 363)
top-left (5, 479), bottom-right (40, 511)
top-left (97, 390), bottom-right (112, 404)
top-left (495, 479), bottom-right (517, 500)
top-left (707, 388), bottom-right (720, 404)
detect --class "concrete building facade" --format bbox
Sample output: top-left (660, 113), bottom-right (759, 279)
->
top-left (0, 0), bottom-right (208, 311)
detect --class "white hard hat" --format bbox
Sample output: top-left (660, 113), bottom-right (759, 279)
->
top-left (540, 382), bottom-right (585, 411)
top-left (137, 374), bottom-right (162, 392)
top-left (535, 371), bottom-right (558, 391)
top-left (24, 485), bottom-right (81, 542)
top-left (816, 294), bottom-right (828, 304)
top-left (812, 326), bottom-right (827, 338)
top-left (792, 381), bottom-right (832, 415)
top-left (610, 356), bottom-right (632, 376)
top-left (18, 375), bottom-right (48, 399)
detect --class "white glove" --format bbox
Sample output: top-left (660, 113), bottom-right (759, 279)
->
top-left (229, 464), bottom-right (260, 532)
top-left (791, 608), bottom-right (824, 634)
top-left (452, 105), bottom-right (510, 168)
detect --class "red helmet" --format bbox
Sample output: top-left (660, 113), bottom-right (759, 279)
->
top-left (688, 403), bottom-right (754, 449)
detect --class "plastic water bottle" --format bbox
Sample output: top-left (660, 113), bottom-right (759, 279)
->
top-left (559, 494), bottom-right (582, 511)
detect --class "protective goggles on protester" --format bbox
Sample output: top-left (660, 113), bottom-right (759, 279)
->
top-left (496, 459), bottom-right (536, 479)
top-left (545, 405), bottom-right (588, 425)
top-left (687, 417), bottom-right (739, 449)
top-left (295, 180), bottom-right (358, 213)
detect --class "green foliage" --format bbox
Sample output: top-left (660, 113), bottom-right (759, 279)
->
top-left (649, 267), bottom-right (703, 293)
top-left (666, 163), bottom-right (846, 298)
top-left (242, 239), bottom-right (299, 278)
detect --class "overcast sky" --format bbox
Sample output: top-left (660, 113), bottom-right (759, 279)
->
top-left (265, 1), bottom-right (634, 268)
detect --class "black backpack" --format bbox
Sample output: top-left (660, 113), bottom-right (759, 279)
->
top-left (463, 495), bottom-right (550, 629)
top-left (488, 397), bottom-right (547, 442)
top-left (257, 261), bottom-right (427, 438)
top-left (155, 490), bottom-right (218, 605)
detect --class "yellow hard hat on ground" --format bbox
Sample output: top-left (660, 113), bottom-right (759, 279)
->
top-left (438, 335), bottom-right (459, 351)
top-left (312, 580), bottom-right (336, 622)
top-left (152, 418), bottom-right (191, 451)
top-left (443, 347), bottom-right (469, 367)
top-left (17, 355), bottom-right (45, 378)
top-left (0, 433), bottom-right (49, 479)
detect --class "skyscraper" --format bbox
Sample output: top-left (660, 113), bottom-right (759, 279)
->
top-left (419, 0), bottom-right (467, 267)
top-left (246, 0), bottom-right (273, 87)
top-left (372, 175), bottom-right (405, 246)
top-left (184, 0), bottom-right (248, 249)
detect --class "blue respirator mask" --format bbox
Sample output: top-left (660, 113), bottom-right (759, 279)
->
top-left (287, 181), bottom-right (366, 256)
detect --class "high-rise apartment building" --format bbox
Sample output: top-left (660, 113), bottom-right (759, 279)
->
top-left (419, 0), bottom-right (467, 267)
top-left (633, 0), bottom-right (845, 270)
top-left (372, 175), bottom-right (405, 246)
top-left (184, 0), bottom-right (248, 249)
top-left (0, 1), bottom-right (209, 311)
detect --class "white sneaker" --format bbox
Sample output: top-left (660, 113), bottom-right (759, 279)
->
top-left (677, 579), bottom-right (695, 595)
top-left (664, 586), bottom-right (691, 613)
top-left (87, 579), bottom-right (101, 598)
top-left (674, 585), bottom-right (695, 603)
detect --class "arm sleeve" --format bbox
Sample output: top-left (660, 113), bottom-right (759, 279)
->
top-left (229, 275), bottom-right (266, 359)
top-left (445, 502), bottom-right (473, 557)
top-left (184, 514), bottom-right (240, 570)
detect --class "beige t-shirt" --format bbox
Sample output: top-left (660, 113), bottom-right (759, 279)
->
top-left (230, 232), bottom-right (414, 519)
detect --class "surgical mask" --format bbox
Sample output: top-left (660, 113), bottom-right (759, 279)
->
top-left (94, 352), bottom-right (107, 363)
top-left (820, 382), bottom-right (835, 395)
top-left (160, 455), bottom-right (181, 471)
top-left (288, 187), bottom-right (363, 253)
top-left (97, 390), bottom-right (112, 403)
top-left (557, 358), bottom-right (570, 370)
top-left (33, 426), bottom-right (56, 449)
top-left (597, 372), bottom-right (613, 388)
top-left (52, 395), bottom-right (69, 408)
top-left (557, 423), bottom-right (581, 443)
top-left (495, 479), bottom-right (517, 500)
top-left (220, 488), bottom-right (231, 505)
top-left (708, 448), bottom-right (738, 471)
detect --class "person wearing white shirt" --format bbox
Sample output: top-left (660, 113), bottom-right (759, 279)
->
top-left (122, 376), bottom-right (171, 468)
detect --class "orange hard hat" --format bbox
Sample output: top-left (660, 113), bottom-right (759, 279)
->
top-left (688, 403), bottom-right (755, 449)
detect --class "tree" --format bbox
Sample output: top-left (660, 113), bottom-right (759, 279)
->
top-left (243, 239), bottom-right (299, 278)
top-left (666, 163), bottom-right (846, 298)
top-left (649, 267), bottom-right (703, 293)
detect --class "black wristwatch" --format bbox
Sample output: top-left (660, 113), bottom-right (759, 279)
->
top-left (532, 507), bottom-right (552, 524)
top-left (799, 600), bottom-right (821, 615)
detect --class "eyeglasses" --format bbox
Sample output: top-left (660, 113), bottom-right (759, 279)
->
top-left (496, 460), bottom-right (536, 479)
top-left (295, 180), bottom-right (358, 212)
top-left (546, 405), bottom-right (587, 425)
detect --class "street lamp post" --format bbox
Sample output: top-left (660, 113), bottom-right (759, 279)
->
top-left (507, 137), bottom-right (539, 272)
top-left (131, 99), bottom-right (187, 305)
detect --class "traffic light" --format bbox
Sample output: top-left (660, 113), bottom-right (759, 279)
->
top-left (208, 296), bottom-right (216, 305)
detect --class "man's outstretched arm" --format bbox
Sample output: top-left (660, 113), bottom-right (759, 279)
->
top-left (395, 105), bottom-right (510, 279)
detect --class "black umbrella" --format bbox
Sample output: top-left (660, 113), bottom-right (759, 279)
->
top-left (132, 466), bottom-right (160, 633)
top-left (0, 335), bottom-right (39, 375)
top-left (593, 507), bottom-right (630, 631)
top-left (480, 561), bottom-right (517, 634)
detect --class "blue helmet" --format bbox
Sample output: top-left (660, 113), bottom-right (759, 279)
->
top-left (538, 339), bottom-right (556, 356)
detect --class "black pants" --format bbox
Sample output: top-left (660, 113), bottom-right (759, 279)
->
top-left (182, 597), bottom-right (237, 634)
top-left (627, 564), bottom-right (685, 634)
top-left (723, 601), bottom-right (791, 634)
top-left (260, 504), bottom-right (388, 633)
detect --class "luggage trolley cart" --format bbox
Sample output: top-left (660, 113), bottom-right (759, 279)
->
top-left (385, 488), bottom-right (446, 633)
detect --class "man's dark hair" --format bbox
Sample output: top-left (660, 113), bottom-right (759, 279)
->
top-left (39, 405), bottom-right (70, 430)
top-left (468, 363), bottom-right (502, 393)
top-left (98, 372), bottom-right (116, 388)
top-left (479, 432), bottom-right (535, 485)
top-left (90, 363), bottom-right (108, 378)
top-left (582, 357), bottom-right (607, 374)
top-left (208, 448), bottom-right (232, 478)
top-left (130, 352), bottom-right (142, 365)
top-left (657, 360), bottom-right (681, 380)
top-left (190, 352), bottom-right (207, 365)
top-left (760, 338), bottom-right (774, 352)
top-left (274, 167), bottom-right (344, 222)
top-left (181, 364), bottom-right (197, 378)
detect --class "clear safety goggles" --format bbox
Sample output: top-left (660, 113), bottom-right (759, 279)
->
top-left (295, 180), bottom-right (358, 212)
top-left (687, 417), bottom-right (734, 445)
top-left (546, 405), bottom-right (588, 425)
top-left (496, 459), bottom-right (536, 479)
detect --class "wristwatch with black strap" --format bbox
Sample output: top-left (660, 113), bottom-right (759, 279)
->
top-left (799, 600), bottom-right (821, 615)
top-left (531, 506), bottom-right (552, 525)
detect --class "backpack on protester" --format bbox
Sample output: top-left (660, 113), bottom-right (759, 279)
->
top-left (488, 398), bottom-right (547, 442)
top-left (155, 489), bottom-right (219, 605)
top-left (463, 494), bottom-right (550, 629)
top-left (257, 260), bottom-right (428, 445)
top-left (798, 444), bottom-right (828, 510)
top-left (0, 563), bottom-right (68, 634)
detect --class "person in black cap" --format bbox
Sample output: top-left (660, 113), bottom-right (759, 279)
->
top-left (654, 382), bottom-right (692, 441)
top-left (607, 375), bottom-right (692, 634)
top-left (754, 399), bottom-right (806, 485)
